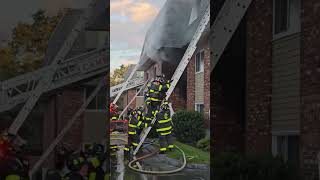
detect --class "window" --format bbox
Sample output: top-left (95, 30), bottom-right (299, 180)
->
top-left (195, 103), bottom-right (204, 114)
top-left (272, 135), bottom-right (299, 166)
top-left (195, 50), bottom-right (204, 73)
top-left (87, 87), bottom-right (106, 110)
top-left (273, 0), bottom-right (301, 38)
top-left (136, 86), bottom-right (144, 97)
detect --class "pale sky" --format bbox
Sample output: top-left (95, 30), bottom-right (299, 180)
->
top-left (0, 0), bottom-right (89, 43)
top-left (110, 0), bottom-right (166, 72)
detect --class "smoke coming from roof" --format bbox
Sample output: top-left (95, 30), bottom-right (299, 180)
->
top-left (139, 0), bottom-right (209, 68)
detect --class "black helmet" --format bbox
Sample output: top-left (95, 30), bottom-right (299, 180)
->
top-left (127, 108), bottom-right (133, 116)
top-left (137, 106), bottom-right (144, 112)
top-left (66, 153), bottom-right (86, 171)
top-left (91, 143), bottom-right (104, 156)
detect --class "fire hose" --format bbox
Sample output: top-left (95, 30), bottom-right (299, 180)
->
top-left (128, 144), bottom-right (187, 174)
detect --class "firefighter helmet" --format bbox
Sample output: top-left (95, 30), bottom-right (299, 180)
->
top-left (127, 108), bottom-right (133, 116)
top-left (66, 153), bottom-right (86, 171)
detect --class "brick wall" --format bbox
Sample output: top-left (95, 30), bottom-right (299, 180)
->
top-left (187, 53), bottom-right (196, 110)
top-left (127, 89), bottom-right (137, 109)
top-left (187, 42), bottom-right (210, 126)
top-left (203, 44), bottom-right (211, 126)
top-left (301, 0), bottom-right (320, 178)
top-left (56, 88), bottom-right (85, 151)
top-left (245, 0), bottom-right (273, 154)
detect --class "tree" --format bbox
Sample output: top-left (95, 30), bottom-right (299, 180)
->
top-left (110, 65), bottom-right (130, 86)
top-left (0, 9), bottom-right (62, 81)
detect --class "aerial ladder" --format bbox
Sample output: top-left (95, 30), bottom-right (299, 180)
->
top-left (111, 0), bottom-right (253, 172)
top-left (0, 0), bottom-right (107, 177)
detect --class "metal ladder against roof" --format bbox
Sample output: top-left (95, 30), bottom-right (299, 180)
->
top-left (210, 0), bottom-right (253, 72)
top-left (132, 5), bottom-right (210, 156)
top-left (0, 48), bottom-right (108, 113)
top-left (7, 0), bottom-right (101, 135)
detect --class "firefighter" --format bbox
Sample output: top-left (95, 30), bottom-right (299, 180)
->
top-left (136, 106), bottom-right (144, 133)
top-left (0, 133), bottom-right (29, 180)
top-left (86, 144), bottom-right (106, 180)
top-left (155, 101), bottom-right (174, 154)
top-left (144, 77), bottom-right (163, 127)
top-left (158, 74), bottom-right (172, 100)
top-left (124, 108), bottom-right (141, 159)
top-left (64, 154), bottom-right (88, 180)
top-left (47, 144), bottom-right (74, 180)
top-left (110, 103), bottom-right (119, 121)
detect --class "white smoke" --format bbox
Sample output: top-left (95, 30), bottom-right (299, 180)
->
top-left (139, 0), bottom-right (209, 66)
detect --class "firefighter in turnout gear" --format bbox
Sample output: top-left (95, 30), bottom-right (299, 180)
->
top-left (124, 108), bottom-right (142, 159)
top-left (144, 75), bottom-right (171, 127)
top-left (0, 132), bottom-right (29, 180)
top-left (136, 106), bottom-right (144, 133)
top-left (110, 103), bottom-right (119, 121)
top-left (155, 101), bottom-right (174, 154)
top-left (85, 144), bottom-right (106, 180)
top-left (64, 154), bottom-right (88, 180)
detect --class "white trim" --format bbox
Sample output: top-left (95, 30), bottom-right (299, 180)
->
top-left (195, 49), bottom-right (205, 74)
top-left (195, 103), bottom-right (204, 112)
top-left (271, 130), bottom-right (300, 136)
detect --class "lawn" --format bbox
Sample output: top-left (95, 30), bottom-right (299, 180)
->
top-left (167, 141), bottom-right (210, 164)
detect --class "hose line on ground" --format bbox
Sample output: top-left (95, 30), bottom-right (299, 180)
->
top-left (128, 145), bottom-right (186, 174)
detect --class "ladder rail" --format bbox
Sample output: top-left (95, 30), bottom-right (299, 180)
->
top-left (133, 6), bottom-right (210, 156)
top-left (8, 0), bottom-right (99, 135)
top-left (0, 48), bottom-right (108, 112)
top-left (110, 77), bottom-right (144, 97)
top-left (210, 0), bottom-right (253, 72)
top-left (29, 78), bottom-right (105, 177)
top-left (112, 64), bottom-right (140, 104)
top-left (117, 79), bottom-right (150, 119)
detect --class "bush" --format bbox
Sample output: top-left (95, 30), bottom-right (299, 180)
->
top-left (212, 152), bottom-right (299, 180)
top-left (172, 110), bottom-right (205, 145)
top-left (196, 136), bottom-right (210, 151)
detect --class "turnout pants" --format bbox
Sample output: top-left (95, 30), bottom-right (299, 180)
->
top-left (124, 134), bottom-right (139, 157)
top-left (144, 101), bottom-right (161, 127)
top-left (158, 133), bottom-right (174, 152)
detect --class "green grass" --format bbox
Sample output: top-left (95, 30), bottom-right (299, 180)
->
top-left (167, 141), bottom-right (210, 164)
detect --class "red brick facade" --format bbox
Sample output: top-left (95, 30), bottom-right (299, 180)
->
top-left (43, 88), bottom-right (85, 167)
top-left (186, 42), bottom-right (210, 126)
top-left (211, 0), bottom-right (320, 178)
top-left (245, 0), bottom-right (273, 154)
top-left (301, 0), bottom-right (320, 178)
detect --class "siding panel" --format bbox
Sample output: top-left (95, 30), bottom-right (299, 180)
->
top-left (195, 72), bottom-right (204, 103)
top-left (272, 33), bottom-right (301, 133)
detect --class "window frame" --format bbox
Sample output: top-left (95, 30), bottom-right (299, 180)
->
top-left (195, 103), bottom-right (204, 114)
top-left (272, 135), bottom-right (299, 163)
top-left (136, 86), bottom-right (144, 97)
top-left (195, 50), bottom-right (205, 73)
top-left (273, 0), bottom-right (301, 40)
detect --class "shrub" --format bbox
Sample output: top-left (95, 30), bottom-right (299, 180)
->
top-left (172, 110), bottom-right (205, 145)
top-left (196, 136), bottom-right (210, 151)
top-left (212, 152), bottom-right (299, 180)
